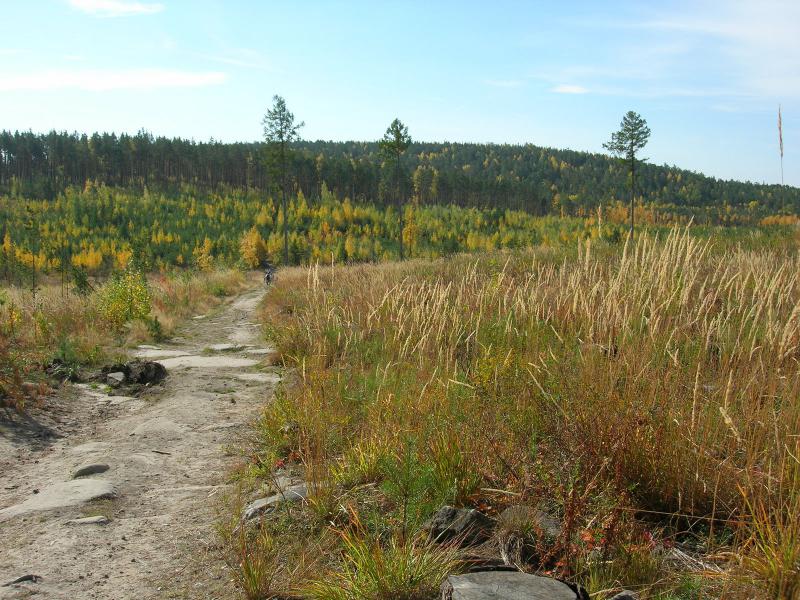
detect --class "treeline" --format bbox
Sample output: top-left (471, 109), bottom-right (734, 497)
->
top-left (1, 130), bottom-right (797, 217)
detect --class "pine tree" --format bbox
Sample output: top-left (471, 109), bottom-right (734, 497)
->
top-left (604, 111), bottom-right (651, 238)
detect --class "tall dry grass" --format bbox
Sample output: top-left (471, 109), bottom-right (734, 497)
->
top-left (252, 227), bottom-right (800, 598)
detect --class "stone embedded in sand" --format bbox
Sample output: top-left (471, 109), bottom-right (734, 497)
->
top-left (208, 343), bottom-right (243, 352)
top-left (72, 463), bottom-right (110, 479)
top-left (156, 355), bottom-right (258, 369)
top-left (244, 348), bottom-right (272, 355)
top-left (66, 515), bottom-right (110, 525)
top-left (0, 480), bottom-right (116, 521)
top-left (130, 417), bottom-right (184, 440)
top-left (235, 372), bottom-right (281, 384)
top-left (134, 348), bottom-right (191, 359)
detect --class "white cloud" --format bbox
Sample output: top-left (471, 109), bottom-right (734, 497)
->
top-left (551, 84), bottom-right (588, 94)
top-left (68, 0), bottom-right (164, 17)
top-left (0, 69), bottom-right (226, 91)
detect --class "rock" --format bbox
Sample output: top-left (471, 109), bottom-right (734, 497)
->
top-left (424, 506), bottom-right (494, 547)
top-left (498, 505), bottom-right (562, 541)
top-left (106, 372), bottom-right (125, 387)
top-left (244, 348), bottom-right (272, 356)
top-left (3, 574), bottom-right (42, 587)
top-left (609, 592), bottom-right (639, 600)
top-left (441, 571), bottom-right (587, 600)
top-left (101, 360), bottom-right (167, 386)
top-left (496, 505), bottom-right (563, 568)
top-left (209, 343), bottom-right (243, 352)
top-left (0, 479), bottom-right (116, 521)
top-left (236, 372), bottom-right (281, 384)
top-left (66, 515), bottom-right (110, 525)
top-left (72, 463), bottom-right (110, 478)
top-left (156, 355), bottom-right (258, 369)
top-left (125, 360), bottom-right (167, 385)
top-left (130, 417), bottom-right (184, 440)
top-left (134, 348), bottom-right (190, 359)
top-left (243, 483), bottom-right (308, 520)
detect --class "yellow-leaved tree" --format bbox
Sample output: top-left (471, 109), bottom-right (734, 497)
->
top-left (193, 237), bottom-right (214, 271)
top-left (240, 227), bottom-right (268, 268)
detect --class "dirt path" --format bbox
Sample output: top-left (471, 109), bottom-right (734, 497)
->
top-left (0, 287), bottom-right (276, 599)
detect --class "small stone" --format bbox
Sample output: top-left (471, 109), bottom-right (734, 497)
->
top-left (424, 506), bottom-right (494, 547)
top-left (3, 574), bottom-right (42, 587)
top-left (441, 571), bottom-right (586, 600)
top-left (66, 515), bottom-right (110, 525)
top-left (243, 483), bottom-right (308, 520)
top-left (609, 592), bottom-right (639, 600)
top-left (209, 343), bottom-right (243, 352)
top-left (73, 463), bottom-right (110, 479)
top-left (106, 372), bottom-right (125, 387)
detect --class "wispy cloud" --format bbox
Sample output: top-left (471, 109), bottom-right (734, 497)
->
top-left (68, 0), bottom-right (164, 18)
top-left (484, 79), bottom-right (524, 89)
top-left (0, 69), bottom-right (226, 91)
top-left (551, 84), bottom-right (588, 94)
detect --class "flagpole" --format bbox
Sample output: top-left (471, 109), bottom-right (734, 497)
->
top-left (778, 105), bottom-right (784, 212)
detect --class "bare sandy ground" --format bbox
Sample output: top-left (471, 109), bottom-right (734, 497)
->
top-left (0, 287), bottom-right (275, 599)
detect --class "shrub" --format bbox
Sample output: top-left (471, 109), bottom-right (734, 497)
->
top-left (98, 267), bottom-right (152, 328)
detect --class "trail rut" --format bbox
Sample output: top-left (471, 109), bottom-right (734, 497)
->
top-left (0, 287), bottom-right (275, 599)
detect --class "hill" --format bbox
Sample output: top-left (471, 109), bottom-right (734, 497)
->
top-left (1, 130), bottom-right (797, 220)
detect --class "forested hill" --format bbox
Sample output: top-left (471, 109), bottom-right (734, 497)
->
top-left (1, 130), bottom-right (797, 217)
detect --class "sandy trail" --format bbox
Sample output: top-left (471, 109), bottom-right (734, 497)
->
top-left (0, 287), bottom-right (275, 599)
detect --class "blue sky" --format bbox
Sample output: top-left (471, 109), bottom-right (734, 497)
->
top-left (0, 0), bottom-right (797, 186)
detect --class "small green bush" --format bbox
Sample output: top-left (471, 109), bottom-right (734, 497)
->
top-left (98, 267), bottom-right (151, 328)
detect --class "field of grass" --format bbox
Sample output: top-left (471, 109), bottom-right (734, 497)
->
top-left (0, 268), bottom-right (246, 411)
top-left (231, 227), bottom-right (800, 599)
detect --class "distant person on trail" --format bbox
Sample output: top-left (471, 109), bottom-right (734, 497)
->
top-left (263, 260), bottom-right (276, 285)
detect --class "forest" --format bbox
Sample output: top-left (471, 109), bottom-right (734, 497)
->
top-left (1, 129), bottom-right (797, 218)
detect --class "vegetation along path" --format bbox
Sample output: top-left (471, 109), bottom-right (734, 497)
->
top-left (0, 286), bottom-right (277, 599)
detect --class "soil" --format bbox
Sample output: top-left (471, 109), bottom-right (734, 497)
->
top-left (0, 287), bottom-right (276, 599)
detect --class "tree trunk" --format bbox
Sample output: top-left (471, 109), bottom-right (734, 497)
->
top-left (397, 157), bottom-right (404, 260)
top-left (282, 141), bottom-right (289, 265)
top-left (630, 157), bottom-right (635, 240)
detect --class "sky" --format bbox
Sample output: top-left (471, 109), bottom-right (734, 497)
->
top-left (0, 0), bottom-right (797, 186)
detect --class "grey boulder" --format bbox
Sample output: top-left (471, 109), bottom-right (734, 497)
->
top-left (441, 571), bottom-right (588, 600)
top-left (424, 505), bottom-right (494, 547)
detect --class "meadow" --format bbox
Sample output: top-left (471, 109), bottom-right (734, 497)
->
top-left (228, 227), bottom-right (800, 599)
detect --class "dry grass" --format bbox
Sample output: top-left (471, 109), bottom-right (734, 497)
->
top-left (244, 227), bottom-right (800, 599)
top-left (0, 268), bottom-right (247, 409)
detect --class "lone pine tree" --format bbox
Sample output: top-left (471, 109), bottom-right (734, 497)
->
top-left (604, 111), bottom-right (651, 238)
top-left (263, 95), bottom-right (304, 264)
top-left (379, 119), bottom-right (411, 259)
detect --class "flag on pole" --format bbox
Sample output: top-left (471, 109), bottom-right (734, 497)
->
top-left (778, 104), bottom-right (783, 158)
